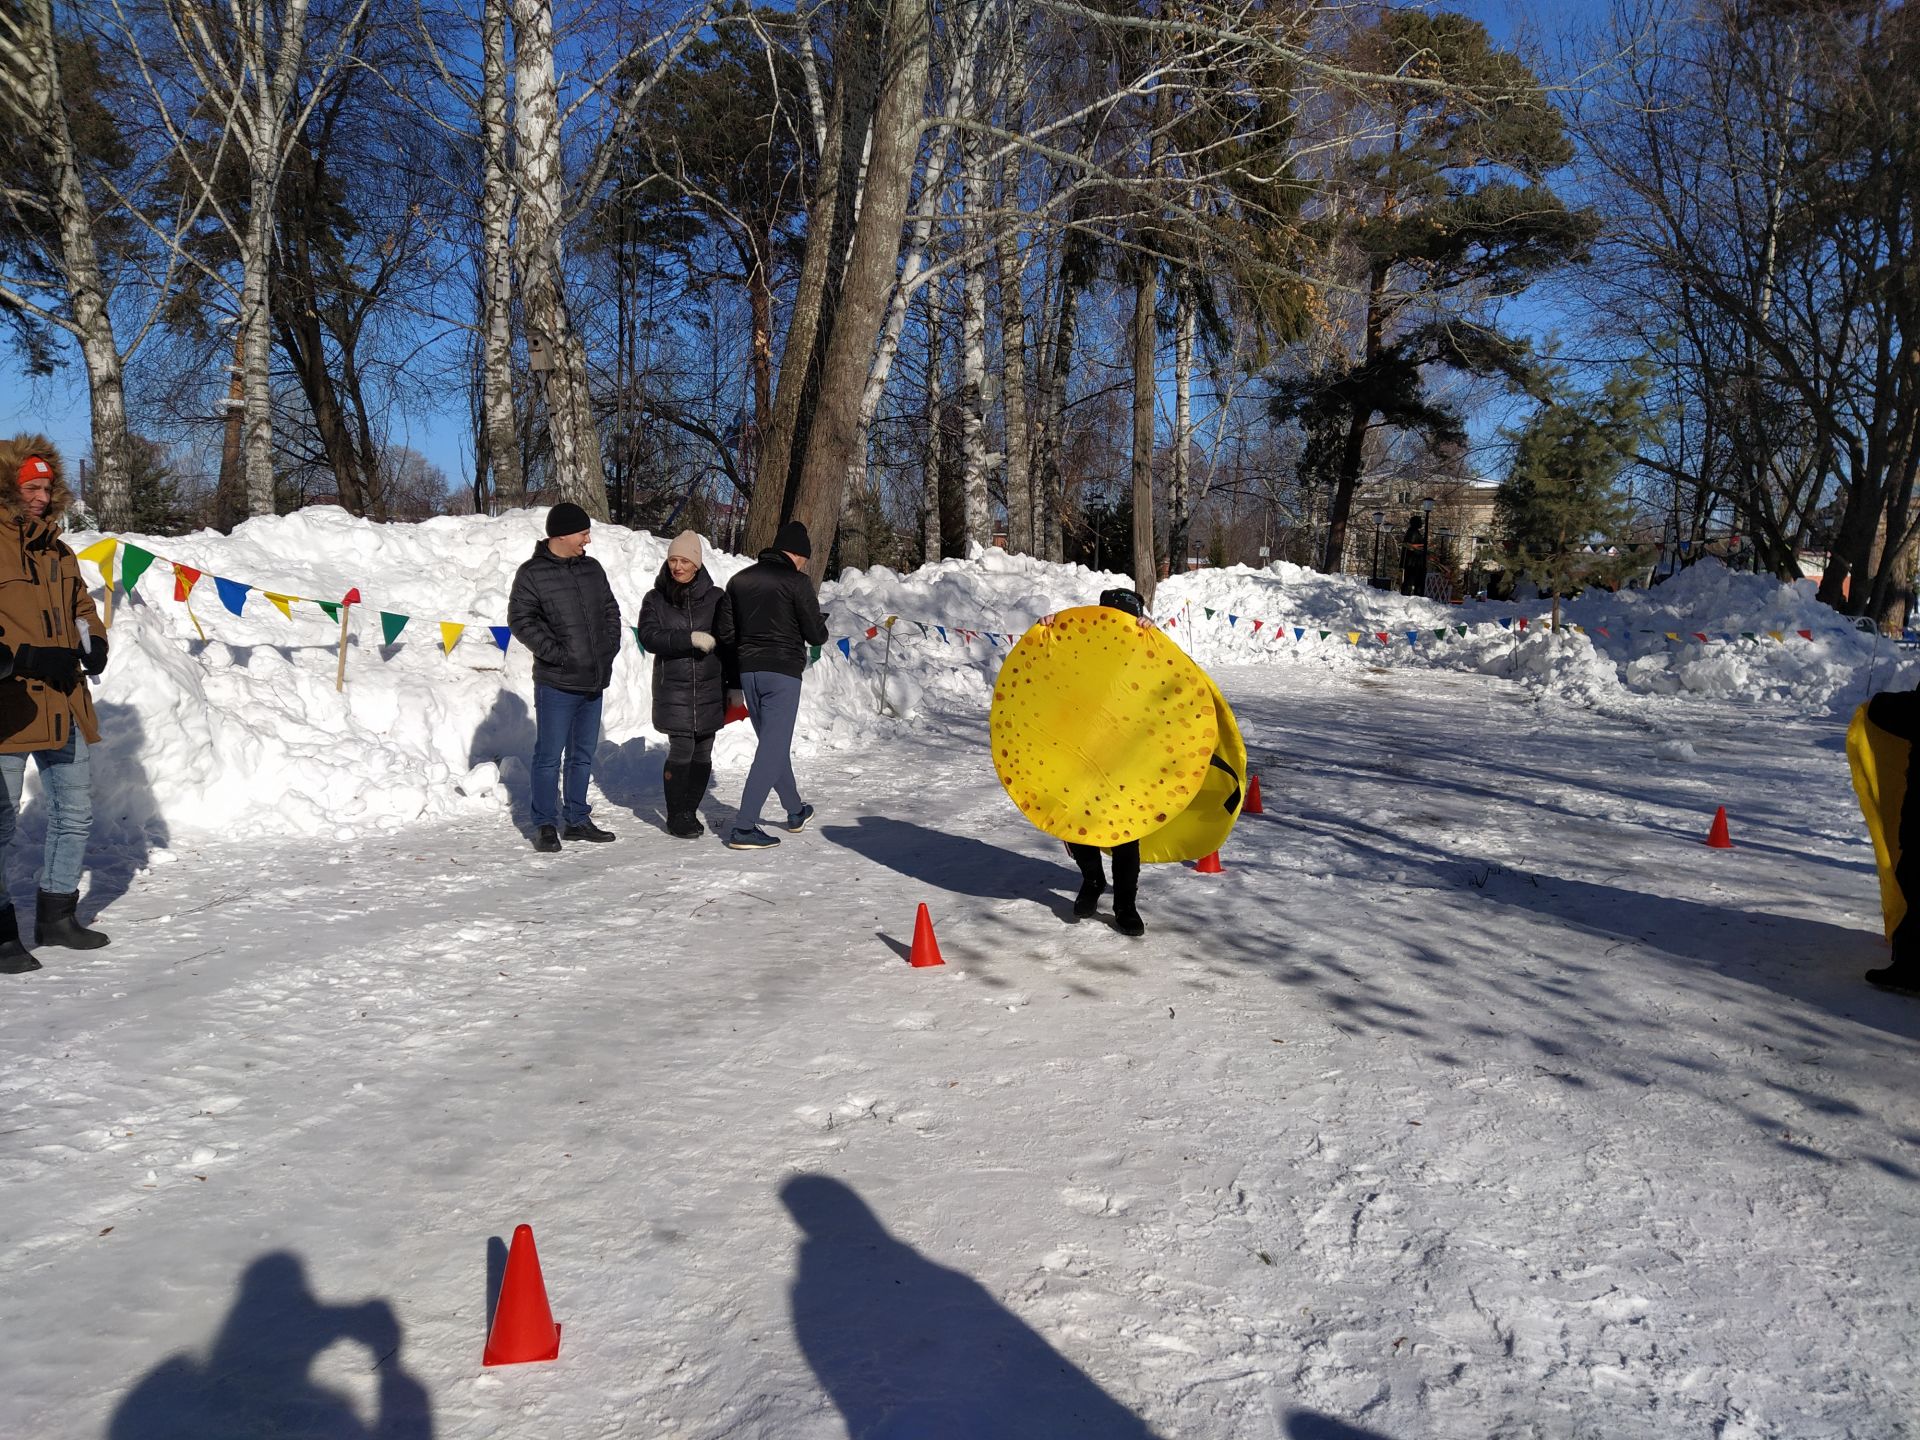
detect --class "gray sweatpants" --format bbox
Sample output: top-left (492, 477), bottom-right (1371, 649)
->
top-left (735, 671), bottom-right (804, 829)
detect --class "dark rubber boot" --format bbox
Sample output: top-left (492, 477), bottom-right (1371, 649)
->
top-left (1067, 843), bottom-right (1105, 919)
top-left (0, 904), bottom-right (41, 973)
top-left (1111, 843), bottom-right (1144, 937)
top-left (664, 766), bottom-right (702, 839)
top-left (35, 890), bottom-right (108, 950)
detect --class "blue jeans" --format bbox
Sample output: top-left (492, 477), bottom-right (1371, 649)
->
top-left (735, 671), bottom-right (804, 830)
top-left (531, 684), bottom-right (602, 830)
top-left (0, 730), bottom-right (92, 897)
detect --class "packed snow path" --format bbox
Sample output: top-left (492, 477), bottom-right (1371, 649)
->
top-left (4, 662), bottom-right (1916, 1439)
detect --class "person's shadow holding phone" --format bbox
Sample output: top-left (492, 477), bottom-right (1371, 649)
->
top-left (108, 1251), bottom-right (433, 1439)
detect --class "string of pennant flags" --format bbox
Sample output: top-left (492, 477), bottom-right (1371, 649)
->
top-left (68, 534), bottom-right (1879, 693)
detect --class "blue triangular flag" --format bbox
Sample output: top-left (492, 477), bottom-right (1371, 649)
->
top-left (1680, 541), bottom-right (1691, 554)
top-left (936, 626), bottom-right (947, 642)
top-left (836, 637), bottom-right (851, 658)
top-left (1498, 617), bottom-right (1513, 630)
top-left (1228, 614), bottom-right (1239, 627)
top-left (215, 577), bottom-right (250, 615)
top-left (1293, 627), bottom-right (1304, 641)
top-left (490, 626), bottom-right (511, 652)
top-left (988, 633), bottom-right (1000, 646)
top-left (1407, 630), bottom-right (1419, 645)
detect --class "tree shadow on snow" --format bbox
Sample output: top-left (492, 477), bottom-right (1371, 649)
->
top-left (106, 1250), bottom-right (433, 1439)
top-left (781, 1175), bottom-right (1162, 1439)
top-left (820, 815), bottom-right (1076, 908)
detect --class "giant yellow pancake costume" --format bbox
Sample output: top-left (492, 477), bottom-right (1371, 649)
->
top-left (1849, 703), bottom-right (1910, 938)
top-left (990, 606), bottom-right (1246, 863)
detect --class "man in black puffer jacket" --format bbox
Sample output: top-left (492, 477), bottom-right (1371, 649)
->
top-left (716, 519), bottom-right (829, 849)
top-left (508, 503), bottom-right (623, 852)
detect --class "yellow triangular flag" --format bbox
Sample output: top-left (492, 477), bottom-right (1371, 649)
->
top-left (1347, 631), bottom-right (1360, 645)
top-left (264, 592), bottom-right (293, 619)
top-left (77, 536), bottom-right (118, 572)
top-left (440, 622), bottom-right (465, 654)
top-left (1768, 630), bottom-right (1783, 642)
top-left (1665, 631), bottom-right (1679, 641)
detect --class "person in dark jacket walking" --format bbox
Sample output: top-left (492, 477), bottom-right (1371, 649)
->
top-left (639, 530), bottom-right (734, 839)
top-left (507, 503), bottom-right (623, 852)
top-left (0, 435), bottom-right (112, 973)
top-left (716, 519), bottom-right (829, 849)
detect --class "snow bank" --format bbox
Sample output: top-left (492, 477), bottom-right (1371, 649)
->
top-left (39, 516), bottom-right (1895, 850)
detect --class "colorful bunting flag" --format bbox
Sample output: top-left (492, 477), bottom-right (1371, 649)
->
top-left (1347, 632), bottom-right (1360, 645)
top-left (120, 544), bottom-right (157, 595)
top-left (1374, 631), bottom-right (1390, 645)
top-left (318, 601), bottom-right (340, 622)
top-left (440, 622), bottom-right (464, 654)
top-left (865, 626), bottom-right (878, 639)
top-left (809, 643), bottom-right (823, 663)
top-left (1251, 619), bottom-right (1263, 633)
top-left (630, 625), bottom-right (646, 653)
top-left (173, 564), bottom-right (201, 602)
top-left (1227, 614), bottom-right (1238, 627)
top-left (380, 612), bottom-right (409, 645)
top-left (1498, 617), bottom-right (1512, 630)
top-left (490, 626), bottom-right (511, 652)
top-left (1797, 629), bottom-right (1812, 640)
top-left (263, 592), bottom-right (293, 619)
top-left (76, 536), bottom-right (117, 581)
top-left (1204, 608), bottom-right (1215, 620)
top-left (1692, 632), bottom-right (1710, 643)
top-left (837, 637), bottom-right (852, 658)
top-left (215, 577), bottom-right (250, 616)
top-left (1406, 630), bottom-right (1418, 645)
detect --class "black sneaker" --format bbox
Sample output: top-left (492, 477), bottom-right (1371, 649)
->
top-left (532, 826), bottom-right (562, 853)
top-left (783, 803), bottom-right (815, 833)
top-left (726, 827), bottom-right (781, 850)
top-left (562, 820), bottom-right (616, 843)
top-left (1113, 906), bottom-right (1146, 938)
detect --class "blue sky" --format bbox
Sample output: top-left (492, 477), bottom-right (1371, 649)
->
top-left (1, 0), bottom-right (1598, 502)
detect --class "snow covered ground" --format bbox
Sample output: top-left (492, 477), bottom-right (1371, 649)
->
top-left (3, 515), bottom-right (1918, 1438)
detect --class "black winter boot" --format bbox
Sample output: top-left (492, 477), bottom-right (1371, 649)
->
top-left (680, 761), bottom-right (712, 837)
top-left (1110, 844), bottom-right (1145, 937)
top-left (35, 890), bottom-right (107, 950)
top-left (1067, 843), bottom-right (1105, 919)
top-left (1866, 959), bottom-right (1920, 995)
top-left (0, 904), bottom-right (41, 973)
top-left (663, 767), bottom-right (702, 840)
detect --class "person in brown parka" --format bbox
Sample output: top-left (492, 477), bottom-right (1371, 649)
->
top-left (0, 434), bottom-right (111, 973)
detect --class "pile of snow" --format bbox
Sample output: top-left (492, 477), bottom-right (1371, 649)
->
top-left (37, 515), bottom-right (1900, 851)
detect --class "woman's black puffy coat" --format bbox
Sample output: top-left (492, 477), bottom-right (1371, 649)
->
top-left (638, 562), bottom-right (731, 735)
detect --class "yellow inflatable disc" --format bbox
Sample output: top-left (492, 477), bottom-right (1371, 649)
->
top-left (990, 607), bottom-right (1217, 848)
top-left (1137, 672), bottom-right (1247, 864)
top-left (1849, 704), bottom-right (1909, 939)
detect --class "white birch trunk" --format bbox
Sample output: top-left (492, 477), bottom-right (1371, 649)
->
top-left (481, 0), bottom-right (522, 509)
top-left (995, 11), bottom-right (1033, 556)
top-left (922, 281), bottom-right (944, 562)
top-left (512, 0), bottom-right (607, 517)
top-left (10, 0), bottom-right (132, 528)
top-left (1169, 283), bottom-right (1195, 570)
top-left (959, 124), bottom-right (991, 550)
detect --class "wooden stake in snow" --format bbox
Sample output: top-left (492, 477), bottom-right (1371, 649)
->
top-left (335, 588), bottom-right (361, 692)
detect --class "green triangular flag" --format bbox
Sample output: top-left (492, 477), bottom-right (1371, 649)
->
top-left (1204, 607), bottom-right (1216, 620)
top-left (1455, 625), bottom-right (1467, 636)
top-left (318, 600), bottom-right (340, 622)
top-left (809, 643), bottom-right (823, 664)
top-left (120, 544), bottom-right (157, 595)
top-left (1740, 631), bottom-right (1755, 641)
top-left (632, 624), bottom-right (646, 653)
top-left (1318, 630), bottom-right (1329, 640)
top-left (1434, 629), bottom-right (1447, 639)
top-left (380, 611), bottom-right (409, 645)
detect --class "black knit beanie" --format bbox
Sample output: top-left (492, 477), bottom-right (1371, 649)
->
top-left (774, 520), bottom-right (812, 559)
top-left (546, 502), bottom-right (591, 538)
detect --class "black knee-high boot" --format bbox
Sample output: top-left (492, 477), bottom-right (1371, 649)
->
top-left (1110, 842), bottom-right (1144, 937)
top-left (1067, 843), bottom-right (1106, 918)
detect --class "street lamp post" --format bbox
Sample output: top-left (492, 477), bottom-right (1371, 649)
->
top-left (1369, 509), bottom-right (1387, 587)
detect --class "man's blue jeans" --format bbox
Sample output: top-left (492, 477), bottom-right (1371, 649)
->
top-left (0, 730), bottom-right (92, 896)
top-left (531, 684), bottom-right (602, 830)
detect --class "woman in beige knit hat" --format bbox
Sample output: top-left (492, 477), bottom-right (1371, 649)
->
top-left (638, 531), bottom-right (735, 837)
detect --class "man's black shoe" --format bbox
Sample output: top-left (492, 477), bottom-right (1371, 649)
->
top-left (563, 821), bottom-right (616, 843)
top-left (532, 826), bottom-right (562, 853)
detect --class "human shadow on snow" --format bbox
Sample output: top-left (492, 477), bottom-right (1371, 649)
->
top-left (821, 815), bottom-right (1076, 908)
top-left (781, 1175), bottom-right (1163, 1439)
top-left (1285, 1412), bottom-right (1398, 1439)
top-left (106, 1250), bottom-right (433, 1439)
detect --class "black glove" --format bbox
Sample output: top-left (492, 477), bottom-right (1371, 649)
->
top-left (82, 634), bottom-right (108, 677)
top-left (13, 643), bottom-right (83, 686)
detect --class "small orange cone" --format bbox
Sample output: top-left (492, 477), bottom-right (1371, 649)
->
top-left (483, 1224), bottom-right (561, 1366)
top-left (1704, 806), bottom-right (1733, 849)
top-left (1196, 850), bottom-right (1224, 874)
top-left (909, 903), bottom-right (945, 967)
top-left (1244, 775), bottom-right (1264, 814)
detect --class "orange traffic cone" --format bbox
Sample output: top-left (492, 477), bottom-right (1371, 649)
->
top-left (909, 903), bottom-right (945, 967)
top-left (1704, 806), bottom-right (1733, 849)
top-left (483, 1224), bottom-right (561, 1366)
top-left (1244, 774), bottom-right (1264, 814)
top-left (1196, 850), bottom-right (1224, 874)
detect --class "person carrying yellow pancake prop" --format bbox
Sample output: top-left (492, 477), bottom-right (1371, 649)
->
top-left (1034, 589), bottom-right (1158, 934)
top-left (1855, 687), bottom-right (1920, 996)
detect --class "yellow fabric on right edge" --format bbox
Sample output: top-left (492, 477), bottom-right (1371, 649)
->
top-left (1848, 704), bottom-right (1909, 939)
top-left (1136, 671), bottom-right (1248, 864)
